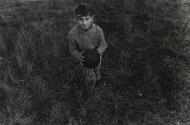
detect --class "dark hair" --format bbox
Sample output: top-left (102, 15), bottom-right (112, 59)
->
top-left (75, 3), bottom-right (93, 17)
top-left (82, 49), bottom-right (100, 69)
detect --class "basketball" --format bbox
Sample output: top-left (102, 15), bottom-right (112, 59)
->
top-left (82, 49), bottom-right (100, 69)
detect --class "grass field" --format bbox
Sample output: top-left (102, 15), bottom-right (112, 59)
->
top-left (0, 0), bottom-right (190, 125)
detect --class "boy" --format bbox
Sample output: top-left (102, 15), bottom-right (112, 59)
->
top-left (67, 3), bottom-right (107, 84)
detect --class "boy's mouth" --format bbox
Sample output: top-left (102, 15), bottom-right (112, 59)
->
top-left (79, 23), bottom-right (92, 30)
top-left (81, 25), bottom-right (89, 28)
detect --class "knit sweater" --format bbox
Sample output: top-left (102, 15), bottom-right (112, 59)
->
top-left (67, 23), bottom-right (107, 60)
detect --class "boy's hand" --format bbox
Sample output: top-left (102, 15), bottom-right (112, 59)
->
top-left (78, 51), bottom-right (85, 65)
top-left (96, 49), bottom-right (102, 56)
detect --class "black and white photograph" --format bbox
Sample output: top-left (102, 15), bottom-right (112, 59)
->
top-left (0, 0), bottom-right (190, 125)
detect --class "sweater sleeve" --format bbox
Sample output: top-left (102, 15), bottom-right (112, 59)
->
top-left (96, 26), bottom-right (107, 55)
top-left (67, 33), bottom-right (80, 59)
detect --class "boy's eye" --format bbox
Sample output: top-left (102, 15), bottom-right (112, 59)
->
top-left (78, 16), bottom-right (91, 21)
top-left (85, 17), bottom-right (90, 20)
top-left (79, 18), bottom-right (83, 21)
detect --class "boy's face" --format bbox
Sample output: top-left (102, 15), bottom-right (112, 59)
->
top-left (77, 15), bottom-right (93, 29)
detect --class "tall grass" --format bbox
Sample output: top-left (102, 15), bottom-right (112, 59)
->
top-left (0, 0), bottom-right (189, 124)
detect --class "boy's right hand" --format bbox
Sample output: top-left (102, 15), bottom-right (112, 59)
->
top-left (78, 51), bottom-right (85, 65)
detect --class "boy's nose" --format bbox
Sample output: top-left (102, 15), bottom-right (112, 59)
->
top-left (82, 21), bottom-right (86, 25)
top-left (82, 20), bottom-right (87, 25)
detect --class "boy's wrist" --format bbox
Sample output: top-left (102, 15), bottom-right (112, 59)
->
top-left (96, 49), bottom-right (102, 55)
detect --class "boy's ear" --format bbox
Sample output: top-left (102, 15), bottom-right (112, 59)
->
top-left (91, 15), bottom-right (94, 21)
top-left (73, 17), bottom-right (78, 24)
